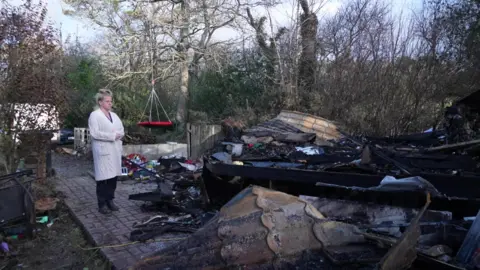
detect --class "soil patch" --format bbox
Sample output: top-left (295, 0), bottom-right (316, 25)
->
top-left (1, 202), bottom-right (109, 270)
top-left (1, 160), bottom-right (108, 270)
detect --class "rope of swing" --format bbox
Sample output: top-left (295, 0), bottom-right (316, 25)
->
top-left (141, 21), bottom-right (172, 123)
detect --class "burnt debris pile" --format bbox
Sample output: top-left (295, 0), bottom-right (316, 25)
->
top-left (128, 103), bottom-right (480, 269)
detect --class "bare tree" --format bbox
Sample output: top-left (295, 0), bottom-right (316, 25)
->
top-left (64, 0), bottom-right (250, 126)
top-left (314, 0), bottom-right (451, 135)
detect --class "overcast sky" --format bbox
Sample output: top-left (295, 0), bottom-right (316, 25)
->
top-left (5, 0), bottom-right (423, 43)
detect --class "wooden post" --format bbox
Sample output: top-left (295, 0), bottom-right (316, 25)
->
top-left (187, 124), bottom-right (223, 160)
top-left (187, 123), bottom-right (192, 158)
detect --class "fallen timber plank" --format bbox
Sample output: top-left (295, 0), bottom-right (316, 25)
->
top-left (363, 232), bottom-right (465, 270)
top-left (204, 162), bottom-right (480, 217)
top-left (378, 193), bottom-right (431, 270)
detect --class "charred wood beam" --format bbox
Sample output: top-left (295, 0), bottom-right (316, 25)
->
top-left (205, 162), bottom-right (480, 198)
top-left (365, 130), bottom-right (446, 146)
top-left (288, 183), bottom-right (479, 218)
top-left (371, 146), bottom-right (412, 175)
top-left (426, 139), bottom-right (480, 153)
top-left (204, 163), bottom-right (480, 217)
top-left (392, 156), bottom-right (477, 171)
top-left (348, 135), bottom-right (413, 175)
top-left (247, 179), bottom-right (480, 218)
top-left (206, 161), bottom-right (382, 187)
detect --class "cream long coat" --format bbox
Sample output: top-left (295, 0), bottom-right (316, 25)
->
top-left (88, 109), bottom-right (125, 181)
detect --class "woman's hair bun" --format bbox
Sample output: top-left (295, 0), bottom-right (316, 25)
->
top-left (98, 88), bottom-right (112, 95)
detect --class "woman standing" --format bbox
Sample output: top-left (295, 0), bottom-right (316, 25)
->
top-left (88, 89), bottom-right (125, 214)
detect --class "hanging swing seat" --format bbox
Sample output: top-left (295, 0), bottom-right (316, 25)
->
top-left (137, 121), bottom-right (173, 127)
top-left (137, 79), bottom-right (173, 129)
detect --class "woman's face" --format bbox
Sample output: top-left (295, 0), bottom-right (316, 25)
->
top-left (99, 96), bottom-right (113, 111)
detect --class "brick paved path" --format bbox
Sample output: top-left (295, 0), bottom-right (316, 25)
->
top-left (55, 176), bottom-right (182, 269)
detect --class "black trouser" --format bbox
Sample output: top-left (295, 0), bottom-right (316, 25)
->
top-left (96, 176), bottom-right (117, 208)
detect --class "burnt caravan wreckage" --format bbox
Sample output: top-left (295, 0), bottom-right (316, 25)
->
top-left (132, 109), bottom-right (480, 270)
top-left (203, 113), bottom-right (480, 218)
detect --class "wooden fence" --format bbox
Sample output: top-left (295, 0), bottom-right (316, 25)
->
top-left (74, 128), bottom-right (91, 151)
top-left (187, 123), bottom-right (223, 159)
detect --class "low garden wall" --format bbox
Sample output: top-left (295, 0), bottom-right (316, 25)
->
top-left (73, 128), bottom-right (187, 161)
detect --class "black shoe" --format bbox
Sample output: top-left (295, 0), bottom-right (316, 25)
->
top-left (99, 205), bottom-right (111, 215)
top-left (107, 200), bottom-right (119, 211)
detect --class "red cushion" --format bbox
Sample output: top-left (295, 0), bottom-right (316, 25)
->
top-left (137, 121), bottom-right (173, 127)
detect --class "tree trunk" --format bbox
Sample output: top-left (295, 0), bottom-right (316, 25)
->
top-left (176, 59), bottom-right (189, 124)
top-left (17, 132), bottom-right (51, 184)
top-left (36, 147), bottom-right (47, 184)
top-left (298, 0), bottom-right (318, 108)
top-left (246, 8), bottom-right (283, 86)
top-left (175, 0), bottom-right (190, 126)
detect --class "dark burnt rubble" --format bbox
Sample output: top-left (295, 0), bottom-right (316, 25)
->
top-left (129, 109), bottom-right (480, 270)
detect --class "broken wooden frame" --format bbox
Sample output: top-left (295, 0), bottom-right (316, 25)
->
top-left (203, 160), bottom-right (480, 218)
